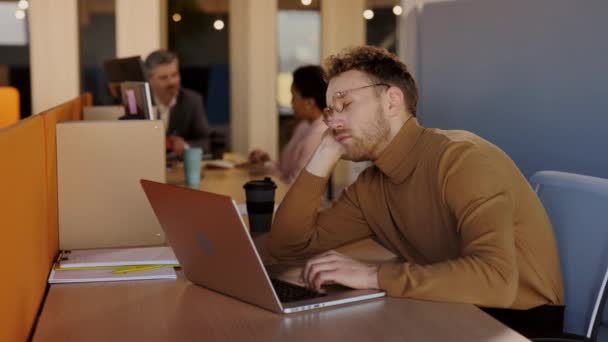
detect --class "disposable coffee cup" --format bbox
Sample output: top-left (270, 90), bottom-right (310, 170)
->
top-left (243, 177), bottom-right (277, 235)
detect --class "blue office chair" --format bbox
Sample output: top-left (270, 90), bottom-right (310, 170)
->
top-left (530, 171), bottom-right (608, 342)
top-left (599, 326), bottom-right (608, 342)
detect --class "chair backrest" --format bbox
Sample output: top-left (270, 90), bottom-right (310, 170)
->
top-left (0, 86), bottom-right (20, 128)
top-left (530, 171), bottom-right (608, 339)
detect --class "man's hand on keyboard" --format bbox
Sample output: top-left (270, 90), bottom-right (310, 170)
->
top-left (301, 250), bottom-right (380, 292)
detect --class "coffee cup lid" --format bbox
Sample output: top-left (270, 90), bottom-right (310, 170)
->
top-left (243, 177), bottom-right (277, 190)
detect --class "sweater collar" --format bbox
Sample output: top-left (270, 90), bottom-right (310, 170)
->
top-left (373, 117), bottom-right (425, 184)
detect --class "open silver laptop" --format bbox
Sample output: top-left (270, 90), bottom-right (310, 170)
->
top-left (140, 179), bottom-right (385, 314)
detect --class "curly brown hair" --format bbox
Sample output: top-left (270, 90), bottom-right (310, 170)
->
top-left (324, 46), bottom-right (418, 116)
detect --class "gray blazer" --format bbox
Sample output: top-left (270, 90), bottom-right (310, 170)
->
top-left (167, 88), bottom-right (211, 152)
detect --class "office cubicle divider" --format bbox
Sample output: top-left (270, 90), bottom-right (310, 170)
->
top-left (42, 94), bottom-right (90, 263)
top-left (56, 120), bottom-right (166, 250)
top-left (412, 0), bottom-right (608, 179)
top-left (0, 115), bottom-right (49, 342)
top-left (0, 94), bottom-right (91, 342)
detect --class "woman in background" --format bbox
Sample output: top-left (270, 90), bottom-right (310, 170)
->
top-left (249, 65), bottom-right (328, 183)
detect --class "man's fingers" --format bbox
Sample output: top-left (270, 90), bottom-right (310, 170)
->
top-left (312, 270), bottom-right (339, 291)
top-left (302, 258), bottom-right (332, 286)
top-left (304, 261), bottom-right (338, 288)
top-left (302, 251), bottom-right (343, 283)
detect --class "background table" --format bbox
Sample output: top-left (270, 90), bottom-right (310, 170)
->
top-left (165, 155), bottom-right (289, 204)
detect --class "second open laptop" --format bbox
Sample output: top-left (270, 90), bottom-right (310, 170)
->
top-left (140, 179), bottom-right (385, 314)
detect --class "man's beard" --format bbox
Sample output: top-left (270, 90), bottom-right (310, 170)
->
top-left (340, 105), bottom-right (391, 162)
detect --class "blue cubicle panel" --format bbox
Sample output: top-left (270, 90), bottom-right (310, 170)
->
top-left (415, 0), bottom-right (608, 179)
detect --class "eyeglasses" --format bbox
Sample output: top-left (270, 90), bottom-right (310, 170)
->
top-left (322, 83), bottom-right (389, 124)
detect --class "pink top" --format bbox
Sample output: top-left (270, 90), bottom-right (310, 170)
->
top-left (271, 118), bottom-right (327, 183)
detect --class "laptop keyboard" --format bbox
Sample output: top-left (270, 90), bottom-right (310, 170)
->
top-left (270, 278), bottom-right (327, 303)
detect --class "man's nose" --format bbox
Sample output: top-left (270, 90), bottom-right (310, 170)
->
top-left (326, 116), bottom-right (345, 130)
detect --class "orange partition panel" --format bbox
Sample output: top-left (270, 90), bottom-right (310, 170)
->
top-left (41, 93), bottom-right (90, 263)
top-left (0, 86), bottom-right (20, 128)
top-left (0, 116), bottom-right (49, 342)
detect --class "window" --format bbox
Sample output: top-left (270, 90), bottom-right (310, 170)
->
top-left (277, 0), bottom-right (320, 115)
top-left (0, 0), bottom-right (31, 116)
top-left (169, 0), bottom-right (230, 131)
top-left (365, 0), bottom-right (400, 54)
top-left (79, 0), bottom-right (116, 105)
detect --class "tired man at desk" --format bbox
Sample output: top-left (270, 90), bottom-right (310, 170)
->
top-left (145, 49), bottom-right (211, 156)
top-left (268, 46), bottom-right (564, 338)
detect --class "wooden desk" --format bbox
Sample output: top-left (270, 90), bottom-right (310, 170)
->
top-left (33, 235), bottom-right (526, 341)
top-left (33, 160), bottom-right (527, 341)
top-left (33, 273), bottom-right (526, 342)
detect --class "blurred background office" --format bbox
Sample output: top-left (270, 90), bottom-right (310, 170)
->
top-left (0, 0), bottom-right (403, 188)
top-left (1, 0), bottom-right (608, 186)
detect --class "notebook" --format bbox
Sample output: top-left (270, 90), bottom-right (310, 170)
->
top-left (48, 264), bottom-right (176, 284)
top-left (56, 121), bottom-right (166, 249)
top-left (141, 179), bottom-right (385, 314)
top-left (58, 246), bottom-right (178, 269)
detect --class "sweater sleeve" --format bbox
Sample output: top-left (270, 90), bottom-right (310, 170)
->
top-left (268, 170), bottom-right (374, 260)
top-left (377, 144), bottom-right (519, 308)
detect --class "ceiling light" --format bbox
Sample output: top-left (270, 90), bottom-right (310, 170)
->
top-left (363, 9), bottom-right (374, 20)
top-left (393, 5), bottom-right (403, 16)
top-left (301, 0), bottom-right (312, 5)
top-left (15, 9), bottom-right (25, 20)
top-left (18, 0), bottom-right (29, 10)
top-left (172, 13), bottom-right (182, 22)
top-left (213, 19), bottom-right (225, 31)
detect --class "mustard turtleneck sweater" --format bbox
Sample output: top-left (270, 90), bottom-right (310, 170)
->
top-left (269, 118), bottom-right (563, 309)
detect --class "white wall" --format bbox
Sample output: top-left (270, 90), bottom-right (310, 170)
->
top-left (29, 0), bottom-right (79, 114)
top-left (229, 0), bottom-right (278, 158)
top-left (115, 0), bottom-right (166, 58)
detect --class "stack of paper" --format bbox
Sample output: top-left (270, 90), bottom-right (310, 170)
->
top-left (48, 246), bottom-right (180, 284)
top-left (57, 246), bottom-right (178, 268)
top-left (48, 264), bottom-right (176, 283)
top-left (203, 159), bottom-right (235, 169)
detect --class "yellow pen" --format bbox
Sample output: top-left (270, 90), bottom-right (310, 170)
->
top-left (112, 264), bottom-right (174, 274)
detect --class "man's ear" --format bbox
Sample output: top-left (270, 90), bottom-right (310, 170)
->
top-left (386, 87), bottom-right (405, 116)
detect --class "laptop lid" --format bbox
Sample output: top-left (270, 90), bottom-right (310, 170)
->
top-left (83, 105), bottom-right (125, 121)
top-left (141, 179), bottom-right (385, 314)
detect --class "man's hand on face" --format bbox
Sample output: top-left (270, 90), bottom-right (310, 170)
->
top-left (301, 250), bottom-right (380, 292)
top-left (167, 136), bottom-right (187, 156)
top-left (318, 128), bottom-right (346, 159)
top-left (305, 129), bottom-right (345, 178)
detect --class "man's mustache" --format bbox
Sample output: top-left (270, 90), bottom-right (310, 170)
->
top-left (331, 128), bottom-right (349, 136)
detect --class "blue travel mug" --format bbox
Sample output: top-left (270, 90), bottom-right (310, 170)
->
top-left (183, 147), bottom-right (203, 187)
